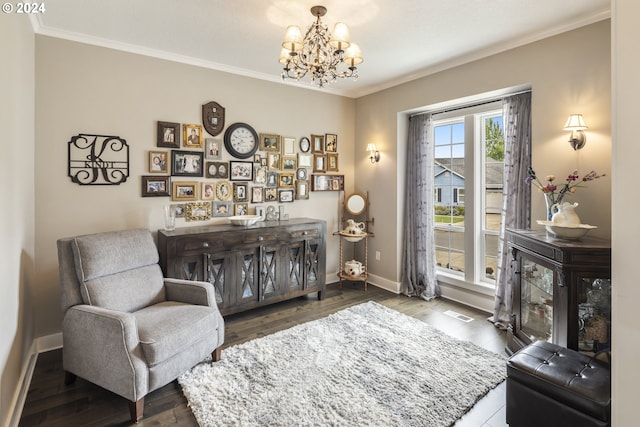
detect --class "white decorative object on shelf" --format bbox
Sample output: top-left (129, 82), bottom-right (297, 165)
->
top-left (229, 215), bottom-right (261, 226)
top-left (537, 220), bottom-right (597, 240)
top-left (551, 202), bottom-right (581, 226)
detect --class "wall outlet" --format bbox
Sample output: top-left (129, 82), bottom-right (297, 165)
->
top-left (375, 251), bottom-right (381, 261)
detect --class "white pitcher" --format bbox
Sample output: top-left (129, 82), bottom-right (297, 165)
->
top-left (342, 219), bottom-right (366, 235)
top-left (345, 260), bottom-right (366, 276)
top-left (551, 202), bottom-right (581, 226)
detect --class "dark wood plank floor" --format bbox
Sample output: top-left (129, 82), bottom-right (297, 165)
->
top-left (19, 283), bottom-right (507, 427)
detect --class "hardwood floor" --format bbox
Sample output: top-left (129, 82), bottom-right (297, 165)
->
top-left (19, 283), bottom-right (508, 426)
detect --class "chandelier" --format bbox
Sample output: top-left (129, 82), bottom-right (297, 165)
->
top-left (279, 5), bottom-right (363, 87)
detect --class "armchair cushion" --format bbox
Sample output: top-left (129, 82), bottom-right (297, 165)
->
top-left (134, 301), bottom-right (223, 366)
top-left (72, 229), bottom-right (166, 312)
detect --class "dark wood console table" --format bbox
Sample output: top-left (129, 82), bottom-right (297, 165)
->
top-left (158, 218), bottom-right (326, 316)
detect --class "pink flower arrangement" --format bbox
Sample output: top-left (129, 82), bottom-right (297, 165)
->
top-left (526, 166), bottom-right (606, 206)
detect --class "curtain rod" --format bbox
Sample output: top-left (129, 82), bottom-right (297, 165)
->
top-left (410, 89), bottom-right (531, 118)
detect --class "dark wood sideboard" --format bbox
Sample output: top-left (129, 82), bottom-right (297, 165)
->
top-left (506, 229), bottom-right (611, 356)
top-left (158, 218), bottom-right (326, 316)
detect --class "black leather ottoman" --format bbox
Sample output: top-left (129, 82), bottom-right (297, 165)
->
top-left (506, 341), bottom-right (610, 427)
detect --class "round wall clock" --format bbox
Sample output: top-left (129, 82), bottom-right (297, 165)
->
top-left (224, 122), bottom-right (259, 159)
top-left (299, 136), bottom-right (311, 153)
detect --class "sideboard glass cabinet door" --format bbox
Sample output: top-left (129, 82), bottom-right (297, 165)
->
top-left (506, 229), bottom-right (611, 355)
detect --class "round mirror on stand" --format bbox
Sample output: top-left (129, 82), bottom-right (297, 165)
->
top-left (345, 193), bottom-right (367, 216)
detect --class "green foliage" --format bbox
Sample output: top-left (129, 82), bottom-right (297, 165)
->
top-left (485, 118), bottom-right (504, 161)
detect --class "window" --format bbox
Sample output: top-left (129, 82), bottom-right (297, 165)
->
top-left (433, 103), bottom-right (504, 286)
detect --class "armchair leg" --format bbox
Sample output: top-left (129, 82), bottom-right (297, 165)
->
top-left (212, 347), bottom-right (222, 362)
top-left (129, 398), bottom-right (144, 423)
top-left (64, 371), bottom-right (77, 385)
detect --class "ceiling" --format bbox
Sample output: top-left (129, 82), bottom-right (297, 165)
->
top-left (31, 0), bottom-right (610, 98)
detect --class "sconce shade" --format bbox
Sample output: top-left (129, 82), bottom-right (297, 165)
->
top-left (563, 114), bottom-right (588, 130)
top-left (366, 143), bottom-right (380, 163)
top-left (366, 143), bottom-right (377, 152)
top-left (344, 43), bottom-right (364, 67)
top-left (282, 26), bottom-right (303, 52)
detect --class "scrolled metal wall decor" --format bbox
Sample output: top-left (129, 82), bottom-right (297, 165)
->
top-left (68, 134), bottom-right (129, 185)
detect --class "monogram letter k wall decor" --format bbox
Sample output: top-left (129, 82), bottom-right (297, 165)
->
top-left (68, 134), bottom-right (130, 185)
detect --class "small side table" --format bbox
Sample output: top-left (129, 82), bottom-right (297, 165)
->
top-left (334, 231), bottom-right (374, 291)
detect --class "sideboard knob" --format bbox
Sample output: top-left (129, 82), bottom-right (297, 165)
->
top-left (201, 242), bottom-right (210, 248)
top-left (258, 236), bottom-right (264, 241)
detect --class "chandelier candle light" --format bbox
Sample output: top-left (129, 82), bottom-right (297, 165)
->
top-left (280, 5), bottom-right (363, 87)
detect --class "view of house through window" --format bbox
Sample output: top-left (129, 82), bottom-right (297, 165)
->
top-left (433, 106), bottom-right (504, 285)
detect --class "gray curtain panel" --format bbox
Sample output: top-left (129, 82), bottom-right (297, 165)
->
top-left (400, 113), bottom-right (440, 300)
top-left (492, 92), bottom-right (532, 327)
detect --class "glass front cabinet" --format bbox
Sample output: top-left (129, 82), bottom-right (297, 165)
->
top-left (506, 229), bottom-right (611, 356)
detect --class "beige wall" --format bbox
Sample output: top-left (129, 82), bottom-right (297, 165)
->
top-left (611, 0), bottom-right (640, 423)
top-left (0, 13), bottom-right (35, 427)
top-left (34, 36), bottom-right (356, 338)
top-left (355, 20), bottom-right (612, 287)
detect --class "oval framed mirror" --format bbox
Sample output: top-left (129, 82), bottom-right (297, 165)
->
top-left (345, 193), bottom-right (366, 216)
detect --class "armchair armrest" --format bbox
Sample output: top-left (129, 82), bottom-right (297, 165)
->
top-left (62, 305), bottom-right (148, 401)
top-left (164, 278), bottom-right (216, 306)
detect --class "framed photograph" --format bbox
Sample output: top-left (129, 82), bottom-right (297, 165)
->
top-left (141, 175), bottom-right (170, 197)
top-left (281, 156), bottom-right (297, 171)
top-left (278, 189), bottom-right (295, 203)
top-left (171, 150), bottom-right (203, 177)
top-left (157, 121), bottom-right (180, 148)
top-left (299, 136), bottom-right (311, 153)
top-left (311, 174), bottom-right (344, 191)
top-left (254, 166), bottom-right (268, 184)
top-left (149, 150), bottom-right (168, 173)
top-left (266, 171), bottom-right (278, 187)
top-left (205, 161), bottom-right (228, 179)
top-left (183, 124), bottom-right (203, 148)
top-left (264, 187), bottom-right (278, 202)
top-left (234, 203), bottom-right (248, 216)
top-left (311, 134), bottom-right (324, 153)
top-left (298, 153), bottom-right (313, 168)
top-left (213, 201), bottom-right (232, 217)
top-left (325, 133), bottom-right (338, 152)
top-left (296, 180), bottom-right (310, 200)
top-left (233, 183), bottom-right (248, 202)
top-left (253, 154), bottom-right (262, 163)
top-left (216, 180), bottom-right (232, 201)
top-left (282, 137), bottom-right (296, 156)
top-left (313, 154), bottom-right (326, 172)
top-left (229, 161), bottom-right (254, 181)
top-left (205, 138), bottom-right (222, 160)
top-left (171, 181), bottom-right (199, 201)
top-left (174, 204), bottom-right (185, 218)
top-left (185, 201), bottom-right (212, 221)
top-left (251, 186), bottom-right (264, 203)
top-left (278, 173), bottom-right (295, 188)
top-left (297, 167), bottom-right (308, 181)
top-left (260, 157), bottom-right (268, 167)
top-left (201, 182), bottom-right (215, 200)
top-left (267, 152), bottom-right (281, 171)
top-left (260, 133), bottom-right (280, 151)
top-left (327, 153), bottom-right (339, 171)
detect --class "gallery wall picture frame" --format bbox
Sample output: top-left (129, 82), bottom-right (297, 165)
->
top-left (281, 156), bottom-right (297, 171)
top-left (278, 188), bottom-right (295, 203)
top-left (254, 166), bottom-right (268, 184)
top-left (234, 203), bottom-right (248, 216)
top-left (313, 154), bottom-right (326, 172)
top-left (282, 136), bottom-right (296, 156)
top-left (311, 174), bottom-right (344, 191)
top-left (171, 181), bottom-right (199, 201)
top-left (299, 136), bottom-right (311, 153)
top-left (296, 167), bottom-right (308, 181)
top-left (327, 153), bottom-right (339, 171)
top-left (266, 171), bottom-right (278, 187)
top-left (205, 161), bottom-right (228, 179)
top-left (251, 186), bottom-right (264, 203)
top-left (264, 187), bottom-right (278, 202)
top-left (141, 175), bottom-right (170, 197)
top-left (267, 152), bottom-right (281, 171)
top-left (298, 153), bottom-right (313, 168)
top-left (148, 150), bottom-right (169, 173)
top-left (185, 201), bottom-right (212, 221)
top-left (233, 183), bottom-right (248, 202)
top-left (205, 138), bottom-right (222, 160)
top-left (174, 204), bottom-right (185, 218)
top-left (183, 124), bottom-right (204, 148)
top-left (325, 133), bottom-right (338, 152)
top-left (157, 121), bottom-right (180, 148)
top-left (171, 150), bottom-right (203, 177)
top-left (229, 161), bottom-right (254, 181)
top-left (278, 173), bottom-right (295, 188)
top-left (216, 180), bottom-right (232, 201)
top-left (201, 182), bottom-right (215, 200)
top-left (260, 133), bottom-right (280, 151)
top-left (296, 180), bottom-right (310, 200)
top-left (311, 134), bottom-right (324, 153)
top-left (213, 201), bottom-right (232, 217)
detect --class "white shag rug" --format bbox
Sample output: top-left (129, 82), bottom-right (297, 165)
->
top-left (179, 301), bottom-right (506, 427)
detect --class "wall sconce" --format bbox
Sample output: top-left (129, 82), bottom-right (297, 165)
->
top-left (563, 114), bottom-right (588, 150)
top-left (366, 143), bottom-right (380, 164)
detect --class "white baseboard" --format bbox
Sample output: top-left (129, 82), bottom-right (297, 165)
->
top-left (3, 333), bottom-right (63, 427)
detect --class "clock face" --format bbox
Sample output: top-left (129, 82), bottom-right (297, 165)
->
top-left (224, 123), bottom-right (258, 159)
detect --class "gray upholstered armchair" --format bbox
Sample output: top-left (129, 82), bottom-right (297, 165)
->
top-left (57, 228), bottom-right (224, 422)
